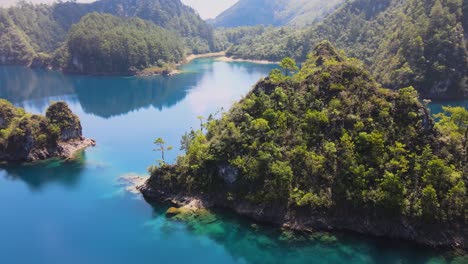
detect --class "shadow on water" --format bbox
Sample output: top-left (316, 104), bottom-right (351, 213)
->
top-left (0, 65), bottom-right (209, 118)
top-left (0, 151), bottom-right (88, 190)
top-left (73, 72), bottom-right (204, 118)
top-left (147, 203), bottom-right (466, 264)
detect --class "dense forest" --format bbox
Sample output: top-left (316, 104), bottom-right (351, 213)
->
top-left (0, 8), bottom-right (36, 65)
top-left (211, 0), bottom-right (345, 28)
top-left (144, 42), bottom-right (467, 247)
top-left (0, 0), bottom-right (218, 71)
top-left (54, 13), bottom-right (185, 75)
top-left (223, 0), bottom-right (468, 99)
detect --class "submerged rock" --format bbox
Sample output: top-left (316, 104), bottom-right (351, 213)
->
top-left (119, 173), bottom-right (147, 195)
top-left (166, 207), bottom-right (182, 217)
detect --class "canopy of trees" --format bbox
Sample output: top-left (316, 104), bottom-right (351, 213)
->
top-left (0, 8), bottom-right (36, 65)
top-left (0, 0), bottom-right (219, 69)
top-left (56, 13), bottom-right (185, 75)
top-left (148, 42), bottom-right (467, 231)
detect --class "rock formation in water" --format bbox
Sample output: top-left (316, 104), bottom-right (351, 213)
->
top-left (140, 42), bottom-right (468, 249)
top-left (0, 100), bottom-right (95, 162)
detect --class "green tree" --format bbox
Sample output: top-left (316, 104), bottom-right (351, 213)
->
top-left (421, 185), bottom-right (439, 221)
top-left (197, 115), bottom-right (205, 132)
top-left (279, 57), bottom-right (299, 76)
top-left (153, 137), bottom-right (173, 165)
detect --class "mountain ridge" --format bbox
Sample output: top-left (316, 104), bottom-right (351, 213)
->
top-left (212, 0), bottom-right (345, 28)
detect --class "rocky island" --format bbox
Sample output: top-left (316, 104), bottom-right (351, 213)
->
top-left (0, 100), bottom-right (95, 162)
top-left (140, 42), bottom-right (467, 249)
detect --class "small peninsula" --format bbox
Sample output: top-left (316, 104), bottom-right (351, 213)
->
top-left (0, 100), bottom-right (95, 162)
top-left (140, 42), bottom-right (468, 249)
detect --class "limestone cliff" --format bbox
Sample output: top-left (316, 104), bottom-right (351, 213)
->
top-left (0, 100), bottom-right (95, 162)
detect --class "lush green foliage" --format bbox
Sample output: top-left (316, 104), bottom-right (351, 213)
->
top-left (0, 100), bottom-right (80, 158)
top-left (224, 0), bottom-right (468, 99)
top-left (55, 13), bottom-right (185, 74)
top-left (149, 42), bottom-right (467, 225)
top-left (5, 2), bottom-right (67, 53)
top-left (85, 0), bottom-right (216, 53)
top-left (45, 101), bottom-right (81, 137)
top-left (212, 0), bottom-right (344, 28)
top-left (0, 8), bottom-right (36, 65)
top-left (0, 0), bottom-right (218, 68)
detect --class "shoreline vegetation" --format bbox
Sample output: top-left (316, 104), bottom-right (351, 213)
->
top-left (135, 51), bottom-right (278, 77)
top-left (140, 42), bottom-right (468, 250)
top-left (17, 51), bottom-right (276, 77)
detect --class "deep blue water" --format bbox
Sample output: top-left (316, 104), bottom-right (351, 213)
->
top-left (0, 59), bottom-right (466, 264)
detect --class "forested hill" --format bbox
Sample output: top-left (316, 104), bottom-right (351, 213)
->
top-left (54, 13), bottom-right (185, 75)
top-left (54, 0), bottom-right (216, 53)
top-left (211, 0), bottom-right (345, 28)
top-left (143, 42), bottom-right (468, 248)
top-left (224, 0), bottom-right (468, 99)
top-left (0, 0), bottom-right (216, 63)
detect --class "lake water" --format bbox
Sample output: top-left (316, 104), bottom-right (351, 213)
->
top-left (0, 59), bottom-right (466, 264)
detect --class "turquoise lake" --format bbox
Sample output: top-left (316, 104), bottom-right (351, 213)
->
top-left (0, 59), bottom-right (466, 264)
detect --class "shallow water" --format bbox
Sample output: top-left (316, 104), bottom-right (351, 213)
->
top-left (0, 59), bottom-right (466, 264)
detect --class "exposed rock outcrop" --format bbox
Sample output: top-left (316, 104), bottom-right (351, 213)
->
top-left (140, 181), bottom-right (467, 249)
top-left (0, 100), bottom-right (95, 162)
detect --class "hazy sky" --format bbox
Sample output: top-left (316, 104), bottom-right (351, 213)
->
top-left (0, 0), bottom-right (238, 19)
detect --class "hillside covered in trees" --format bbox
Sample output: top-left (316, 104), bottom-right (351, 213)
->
top-left (142, 42), bottom-right (468, 248)
top-left (223, 0), bottom-right (468, 99)
top-left (0, 8), bottom-right (36, 65)
top-left (211, 0), bottom-right (345, 28)
top-left (54, 13), bottom-right (185, 75)
top-left (0, 0), bottom-right (217, 70)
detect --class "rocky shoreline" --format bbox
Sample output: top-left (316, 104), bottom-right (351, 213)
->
top-left (19, 137), bottom-right (96, 163)
top-left (139, 182), bottom-right (467, 250)
top-left (57, 137), bottom-right (96, 160)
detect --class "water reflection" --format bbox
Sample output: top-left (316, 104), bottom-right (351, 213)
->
top-left (0, 67), bottom-right (207, 118)
top-left (0, 152), bottom-right (87, 190)
top-left (74, 73), bottom-right (202, 118)
top-left (0, 66), bottom-right (74, 105)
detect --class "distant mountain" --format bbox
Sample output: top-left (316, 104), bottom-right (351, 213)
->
top-left (211, 0), bottom-right (345, 28)
top-left (224, 0), bottom-right (468, 99)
